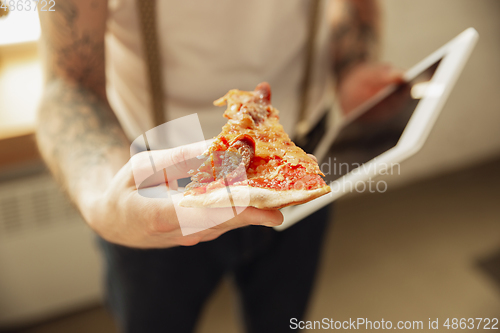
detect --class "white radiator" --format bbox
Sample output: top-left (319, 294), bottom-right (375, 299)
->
top-left (0, 171), bottom-right (103, 328)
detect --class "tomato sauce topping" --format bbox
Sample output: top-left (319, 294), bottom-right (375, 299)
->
top-left (248, 163), bottom-right (326, 191)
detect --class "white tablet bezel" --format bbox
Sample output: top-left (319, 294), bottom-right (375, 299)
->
top-left (275, 27), bottom-right (478, 231)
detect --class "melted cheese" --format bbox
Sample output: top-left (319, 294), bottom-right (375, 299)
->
top-left (210, 86), bottom-right (323, 179)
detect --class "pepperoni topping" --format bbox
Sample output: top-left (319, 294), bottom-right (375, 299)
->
top-left (254, 82), bottom-right (271, 104)
top-left (184, 83), bottom-right (329, 197)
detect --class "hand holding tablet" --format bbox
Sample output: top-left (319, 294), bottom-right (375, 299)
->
top-left (277, 28), bottom-right (479, 230)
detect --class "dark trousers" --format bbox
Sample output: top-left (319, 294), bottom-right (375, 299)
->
top-left (98, 205), bottom-right (332, 333)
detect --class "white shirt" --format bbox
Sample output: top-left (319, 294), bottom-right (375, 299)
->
top-left (105, 0), bottom-right (333, 144)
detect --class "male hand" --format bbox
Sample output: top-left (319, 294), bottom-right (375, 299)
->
top-left (79, 141), bottom-right (283, 249)
top-left (338, 62), bottom-right (404, 119)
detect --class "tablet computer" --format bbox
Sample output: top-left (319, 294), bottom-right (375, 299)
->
top-left (275, 27), bottom-right (478, 231)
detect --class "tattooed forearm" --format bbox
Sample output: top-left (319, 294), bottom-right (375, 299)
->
top-left (37, 80), bottom-right (129, 196)
top-left (37, 0), bottom-right (129, 200)
top-left (330, 0), bottom-right (380, 84)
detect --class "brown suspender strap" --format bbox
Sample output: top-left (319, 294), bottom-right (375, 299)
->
top-left (296, 0), bottom-right (321, 140)
top-left (136, 0), bottom-right (166, 126)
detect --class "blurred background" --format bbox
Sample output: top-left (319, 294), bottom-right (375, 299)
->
top-left (0, 0), bottom-right (499, 332)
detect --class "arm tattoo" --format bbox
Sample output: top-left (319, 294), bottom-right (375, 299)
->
top-left (41, 1), bottom-right (106, 96)
top-left (37, 0), bottom-right (129, 197)
top-left (331, 0), bottom-right (380, 84)
top-left (37, 81), bottom-right (128, 194)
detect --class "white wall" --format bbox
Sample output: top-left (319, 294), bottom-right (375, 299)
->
top-left (379, 0), bottom-right (500, 187)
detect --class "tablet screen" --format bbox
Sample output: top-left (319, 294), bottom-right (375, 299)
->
top-left (323, 59), bottom-right (442, 182)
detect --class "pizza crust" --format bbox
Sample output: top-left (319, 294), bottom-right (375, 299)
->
top-left (179, 185), bottom-right (331, 210)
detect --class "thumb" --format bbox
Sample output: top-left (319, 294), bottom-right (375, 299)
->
top-left (155, 139), bottom-right (213, 180)
top-left (131, 140), bottom-right (212, 189)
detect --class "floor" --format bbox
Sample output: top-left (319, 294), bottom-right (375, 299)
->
top-left (5, 156), bottom-right (500, 333)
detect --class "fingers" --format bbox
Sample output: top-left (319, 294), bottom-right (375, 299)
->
top-left (384, 68), bottom-right (405, 85)
top-left (240, 207), bottom-right (283, 227)
top-left (377, 64), bottom-right (405, 85)
top-left (358, 62), bottom-right (404, 86)
top-left (216, 207), bottom-right (284, 229)
top-left (192, 209), bottom-right (282, 245)
top-left (131, 189), bottom-right (285, 248)
top-left (143, 195), bottom-right (283, 240)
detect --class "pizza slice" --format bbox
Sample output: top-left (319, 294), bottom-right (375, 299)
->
top-left (179, 82), bottom-right (331, 209)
